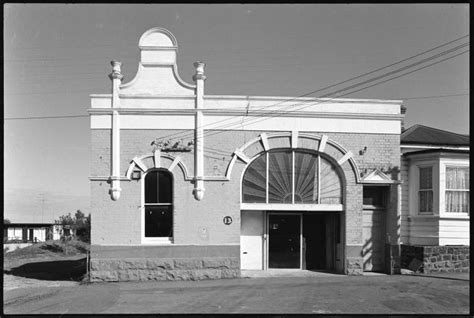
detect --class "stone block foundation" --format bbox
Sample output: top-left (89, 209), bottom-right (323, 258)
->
top-left (401, 244), bottom-right (469, 274)
top-left (345, 257), bottom-right (364, 275)
top-left (90, 257), bottom-right (240, 282)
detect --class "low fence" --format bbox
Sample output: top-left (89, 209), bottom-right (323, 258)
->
top-left (401, 244), bottom-right (469, 274)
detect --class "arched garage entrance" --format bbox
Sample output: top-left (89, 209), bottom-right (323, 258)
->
top-left (240, 148), bottom-right (344, 272)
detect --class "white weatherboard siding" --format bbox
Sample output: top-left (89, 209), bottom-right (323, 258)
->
top-left (240, 211), bottom-right (264, 270)
top-left (439, 218), bottom-right (470, 245)
top-left (407, 216), bottom-right (439, 245)
top-left (400, 158), bottom-right (410, 244)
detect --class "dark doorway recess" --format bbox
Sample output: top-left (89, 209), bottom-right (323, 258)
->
top-left (268, 214), bottom-right (300, 268)
top-left (303, 215), bottom-right (326, 270)
top-left (303, 213), bottom-right (338, 271)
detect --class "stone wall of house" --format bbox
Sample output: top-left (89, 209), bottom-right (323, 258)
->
top-left (401, 244), bottom-right (469, 273)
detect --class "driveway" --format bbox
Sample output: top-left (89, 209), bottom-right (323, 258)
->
top-left (3, 273), bottom-right (470, 314)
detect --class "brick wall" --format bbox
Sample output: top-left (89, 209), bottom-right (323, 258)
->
top-left (90, 128), bottom-right (400, 278)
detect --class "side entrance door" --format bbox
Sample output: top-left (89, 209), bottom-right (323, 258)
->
top-left (362, 209), bottom-right (386, 272)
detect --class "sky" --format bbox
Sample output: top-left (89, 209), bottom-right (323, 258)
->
top-left (3, 4), bottom-right (469, 223)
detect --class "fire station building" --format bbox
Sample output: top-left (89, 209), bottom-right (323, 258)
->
top-left (88, 27), bottom-right (405, 281)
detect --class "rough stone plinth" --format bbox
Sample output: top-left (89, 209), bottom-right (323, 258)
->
top-left (90, 257), bottom-right (240, 282)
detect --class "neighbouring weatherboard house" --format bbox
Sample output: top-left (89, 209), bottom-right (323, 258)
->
top-left (89, 27), bottom-right (408, 281)
top-left (400, 124), bottom-right (469, 273)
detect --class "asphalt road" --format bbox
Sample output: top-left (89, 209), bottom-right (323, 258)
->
top-left (3, 274), bottom-right (470, 314)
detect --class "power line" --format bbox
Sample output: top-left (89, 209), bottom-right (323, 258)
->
top-left (154, 40), bottom-right (469, 142)
top-left (5, 91), bottom-right (469, 121)
top-left (4, 34), bottom-right (468, 97)
top-left (4, 51), bottom-right (468, 126)
top-left (200, 49), bottom-right (469, 141)
top-left (153, 38), bottom-right (469, 142)
top-left (4, 38), bottom-right (468, 124)
top-left (4, 115), bottom-right (88, 121)
top-left (401, 93), bottom-right (469, 100)
top-left (4, 50), bottom-right (467, 123)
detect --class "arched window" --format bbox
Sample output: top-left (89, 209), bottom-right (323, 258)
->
top-left (144, 169), bottom-right (173, 238)
top-left (242, 150), bottom-right (342, 205)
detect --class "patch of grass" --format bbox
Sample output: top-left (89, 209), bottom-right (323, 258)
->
top-left (4, 240), bottom-right (90, 262)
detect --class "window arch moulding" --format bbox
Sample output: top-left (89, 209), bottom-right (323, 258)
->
top-left (225, 131), bottom-right (361, 184)
top-left (125, 150), bottom-right (191, 181)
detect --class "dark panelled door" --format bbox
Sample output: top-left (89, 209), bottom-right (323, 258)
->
top-left (269, 214), bottom-right (301, 268)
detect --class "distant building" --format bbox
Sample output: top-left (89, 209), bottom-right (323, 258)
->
top-left (3, 223), bottom-right (61, 243)
top-left (89, 27), bottom-right (406, 281)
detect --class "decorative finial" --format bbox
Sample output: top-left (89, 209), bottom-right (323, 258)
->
top-left (109, 60), bottom-right (124, 80)
top-left (400, 105), bottom-right (407, 114)
top-left (193, 61), bottom-right (206, 81)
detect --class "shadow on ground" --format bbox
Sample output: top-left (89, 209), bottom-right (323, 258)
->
top-left (5, 258), bottom-right (87, 281)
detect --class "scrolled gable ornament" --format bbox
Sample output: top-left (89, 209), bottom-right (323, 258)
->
top-left (151, 138), bottom-right (193, 152)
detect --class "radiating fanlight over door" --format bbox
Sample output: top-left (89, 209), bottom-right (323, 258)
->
top-left (320, 157), bottom-right (342, 204)
top-left (242, 150), bottom-right (342, 205)
top-left (294, 152), bottom-right (318, 204)
top-left (268, 151), bottom-right (292, 203)
top-left (242, 154), bottom-right (267, 203)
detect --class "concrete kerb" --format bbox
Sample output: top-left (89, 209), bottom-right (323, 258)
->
top-left (241, 269), bottom-right (364, 278)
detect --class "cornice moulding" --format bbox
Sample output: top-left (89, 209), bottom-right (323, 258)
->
top-left (90, 94), bottom-right (402, 105)
top-left (87, 108), bottom-right (404, 120)
top-left (203, 95), bottom-right (403, 104)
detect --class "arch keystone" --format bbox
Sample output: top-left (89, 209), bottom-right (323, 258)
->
top-left (133, 157), bottom-right (148, 172)
top-left (260, 133), bottom-right (270, 151)
top-left (319, 135), bottom-right (328, 152)
top-left (291, 130), bottom-right (299, 148)
top-left (234, 149), bottom-right (251, 163)
top-left (337, 151), bottom-right (353, 165)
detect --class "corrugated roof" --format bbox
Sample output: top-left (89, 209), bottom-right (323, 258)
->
top-left (401, 124), bottom-right (470, 146)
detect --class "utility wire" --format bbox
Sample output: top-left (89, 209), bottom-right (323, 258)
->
top-left (177, 48), bottom-right (469, 142)
top-left (200, 49), bottom-right (470, 140)
top-left (4, 50), bottom-right (468, 126)
top-left (154, 41), bottom-right (469, 142)
top-left (4, 49), bottom-right (467, 123)
top-left (4, 115), bottom-right (89, 120)
top-left (401, 93), bottom-right (469, 100)
top-left (4, 34), bottom-right (468, 97)
top-left (4, 39), bottom-right (468, 124)
top-left (5, 34), bottom-right (468, 62)
top-left (154, 39), bottom-right (469, 142)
